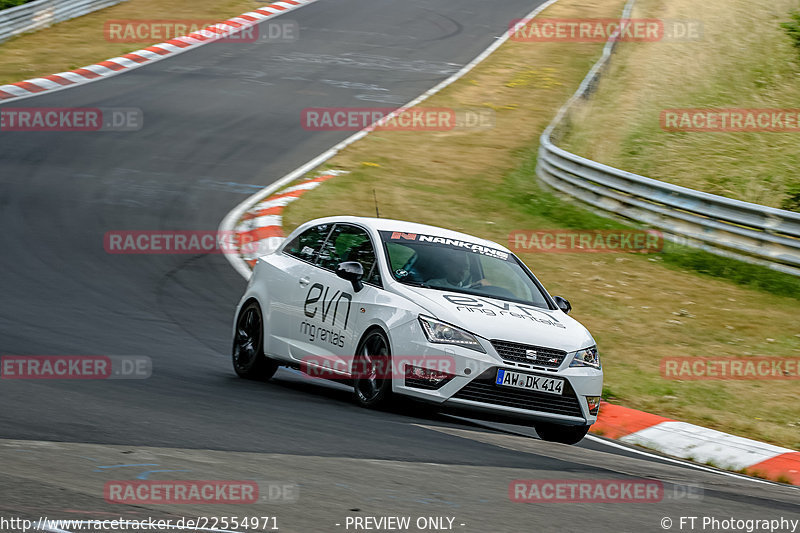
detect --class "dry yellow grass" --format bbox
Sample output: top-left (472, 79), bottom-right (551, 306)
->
top-left (0, 0), bottom-right (261, 85)
top-left (561, 0), bottom-right (800, 208)
top-left (281, 0), bottom-right (800, 448)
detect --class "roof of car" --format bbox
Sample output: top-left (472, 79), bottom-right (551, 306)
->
top-left (301, 215), bottom-right (512, 253)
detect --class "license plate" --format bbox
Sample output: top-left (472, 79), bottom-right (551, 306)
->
top-left (496, 368), bottom-right (564, 395)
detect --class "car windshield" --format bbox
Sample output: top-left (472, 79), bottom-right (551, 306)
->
top-left (380, 231), bottom-right (550, 308)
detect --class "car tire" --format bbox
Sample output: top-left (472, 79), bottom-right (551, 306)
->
top-left (534, 422), bottom-right (590, 445)
top-left (232, 301), bottom-right (278, 380)
top-left (352, 329), bottom-right (393, 408)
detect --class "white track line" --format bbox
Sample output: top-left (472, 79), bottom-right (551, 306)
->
top-left (215, 0), bottom-right (800, 490)
top-left (585, 435), bottom-right (794, 487)
top-left (218, 0), bottom-right (562, 280)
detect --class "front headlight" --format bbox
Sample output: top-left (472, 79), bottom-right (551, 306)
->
top-left (418, 316), bottom-right (485, 353)
top-left (569, 345), bottom-right (600, 369)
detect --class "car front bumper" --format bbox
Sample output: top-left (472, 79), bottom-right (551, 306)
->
top-left (388, 320), bottom-right (603, 426)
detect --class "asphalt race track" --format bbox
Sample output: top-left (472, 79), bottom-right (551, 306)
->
top-left (0, 0), bottom-right (798, 531)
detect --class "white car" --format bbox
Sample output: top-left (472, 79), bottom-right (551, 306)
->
top-left (232, 216), bottom-right (602, 444)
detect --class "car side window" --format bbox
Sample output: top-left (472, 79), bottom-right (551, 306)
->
top-left (283, 224), bottom-right (332, 263)
top-left (318, 224), bottom-right (381, 286)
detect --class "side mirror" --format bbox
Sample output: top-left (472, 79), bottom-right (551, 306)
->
top-left (336, 261), bottom-right (364, 292)
top-left (553, 296), bottom-right (571, 314)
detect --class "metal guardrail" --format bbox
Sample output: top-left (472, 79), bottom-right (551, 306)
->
top-left (0, 0), bottom-right (127, 44)
top-left (535, 0), bottom-right (800, 277)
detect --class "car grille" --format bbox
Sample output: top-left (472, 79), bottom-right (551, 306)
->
top-left (452, 368), bottom-right (583, 417)
top-left (491, 340), bottom-right (567, 368)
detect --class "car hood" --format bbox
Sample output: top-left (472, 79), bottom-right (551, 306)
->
top-left (397, 285), bottom-right (595, 353)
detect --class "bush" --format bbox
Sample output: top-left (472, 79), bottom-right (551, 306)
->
top-left (0, 0), bottom-right (34, 10)
top-left (782, 182), bottom-right (800, 212)
top-left (781, 11), bottom-right (800, 55)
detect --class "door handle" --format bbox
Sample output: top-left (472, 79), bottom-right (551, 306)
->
top-left (298, 276), bottom-right (311, 287)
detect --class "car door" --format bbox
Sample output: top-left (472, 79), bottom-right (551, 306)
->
top-left (264, 222), bottom-right (333, 359)
top-left (291, 223), bottom-right (383, 375)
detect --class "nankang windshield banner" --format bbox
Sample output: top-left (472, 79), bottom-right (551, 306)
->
top-left (380, 231), bottom-right (511, 260)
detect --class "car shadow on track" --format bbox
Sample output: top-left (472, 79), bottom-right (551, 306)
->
top-left (237, 366), bottom-right (544, 438)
